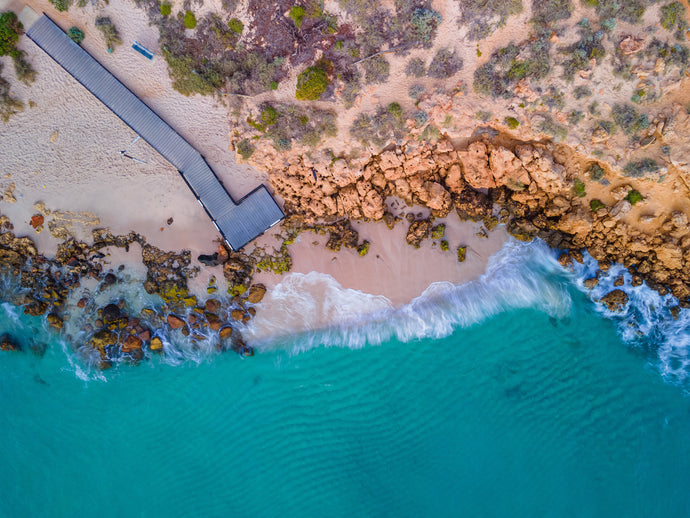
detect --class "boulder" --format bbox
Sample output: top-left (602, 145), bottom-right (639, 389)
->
top-left (101, 304), bottom-right (121, 325)
top-left (246, 284), bottom-right (267, 304)
top-left (122, 335), bottom-right (143, 352)
top-left (600, 289), bottom-right (629, 311)
top-left (406, 219), bottom-right (432, 248)
top-left (656, 243), bottom-right (683, 270)
top-left (91, 330), bottom-right (117, 351)
top-left (205, 299), bottom-right (221, 313)
top-left (231, 309), bottom-right (245, 321)
top-left (46, 312), bottom-right (63, 330)
top-left (219, 326), bottom-right (233, 340)
top-left (489, 147), bottom-right (531, 190)
top-left (167, 314), bottom-right (186, 329)
top-left (150, 336), bottom-right (163, 351)
top-left (30, 214), bottom-right (44, 229)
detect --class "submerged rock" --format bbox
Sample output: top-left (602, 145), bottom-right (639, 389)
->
top-left (0, 334), bottom-right (21, 351)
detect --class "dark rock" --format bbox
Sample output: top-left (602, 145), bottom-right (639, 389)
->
top-left (0, 334), bottom-right (21, 351)
top-left (613, 275), bottom-right (624, 287)
top-left (583, 278), bottom-right (599, 289)
top-left (406, 218), bottom-right (432, 248)
top-left (558, 253), bottom-right (573, 268)
top-left (46, 312), bottom-right (63, 330)
top-left (670, 306), bottom-right (681, 320)
top-left (103, 273), bottom-right (117, 285)
top-left (102, 304), bottom-right (121, 324)
top-left (600, 289), bottom-right (629, 312)
top-left (198, 253), bottom-right (219, 267)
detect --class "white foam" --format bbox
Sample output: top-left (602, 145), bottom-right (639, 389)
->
top-left (245, 239), bottom-right (572, 353)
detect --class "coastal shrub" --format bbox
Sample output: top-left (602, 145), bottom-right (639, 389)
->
top-left (259, 102), bottom-right (337, 149)
top-left (162, 50), bottom-right (216, 96)
top-left (160, 2), bottom-right (171, 16)
top-left (227, 18), bottom-right (243, 34)
top-left (67, 26), bottom-right (85, 44)
top-left (413, 110), bottom-right (428, 126)
top-left (13, 51), bottom-right (36, 84)
top-left (387, 102), bottom-right (403, 118)
top-left (572, 178), bottom-right (586, 197)
top-left (504, 116), bottom-right (520, 129)
top-left (567, 110), bottom-right (584, 125)
top-left (405, 57), bottom-right (426, 77)
top-left (236, 139), bottom-right (255, 160)
top-left (588, 163), bottom-right (605, 181)
top-left (660, 2), bottom-right (688, 39)
top-left (457, 0), bottom-right (523, 40)
top-left (289, 6), bottom-right (306, 28)
top-left (0, 65), bottom-right (23, 123)
top-left (409, 8), bottom-right (443, 45)
top-left (531, 0), bottom-right (573, 26)
top-left (350, 104), bottom-right (408, 148)
top-left (476, 110), bottom-right (492, 121)
top-left (49, 0), bottom-right (72, 12)
top-left (420, 124), bottom-right (440, 141)
top-left (590, 199), bottom-right (605, 211)
top-left (624, 189), bottom-right (644, 205)
top-left (361, 54), bottom-right (389, 84)
top-left (95, 17), bottom-right (121, 52)
top-left (597, 119), bottom-right (617, 135)
top-left (542, 86), bottom-right (565, 110)
top-left (408, 83), bottom-right (425, 100)
top-left (623, 159), bottom-right (659, 177)
top-left (296, 60), bottom-right (332, 100)
top-left (583, 0), bottom-right (652, 24)
top-left (0, 11), bottom-right (21, 57)
top-left (560, 19), bottom-right (605, 81)
top-left (537, 115), bottom-right (567, 141)
top-left (428, 48), bottom-right (463, 79)
top-left (473, 37), bottom-right (551, 97)
top-left (645, 38), bottom-right (689, 71)
top-left (340, 71), bottom-right (361, 108)
top-left (611, 103), bottom-right (649, 135)
top-left (183, 11), bottom-right (197, 29)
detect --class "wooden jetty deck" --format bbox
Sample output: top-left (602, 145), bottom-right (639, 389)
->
top-left (26, 14), bottom-right (284, 250)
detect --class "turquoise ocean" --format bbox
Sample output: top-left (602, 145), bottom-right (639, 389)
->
top-left (1, 240), bottom-right (690, 517)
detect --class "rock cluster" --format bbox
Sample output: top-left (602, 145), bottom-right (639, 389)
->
top-left (267, 136), bottom-right (690, 307)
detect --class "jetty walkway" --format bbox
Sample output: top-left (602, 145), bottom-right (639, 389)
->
top-left (26, 14), bottom-right (284, 250)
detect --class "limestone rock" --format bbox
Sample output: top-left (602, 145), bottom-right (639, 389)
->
top-left (600, 290), bottom-right (629, 311)
top-left (443, 163), bottom-right (465, 195)
top-left (406, 219), bottom-right (431, 248)
top-left (122, 335), bottom-right (143, 352)
top-left (489, 147), bottom-right (531, 190)
top-left (150, 336), bottom-right (163, 351)
top-left (246, 284), bottom-right (267, 304)
top-left (610, 200), bottom-right (632, 218)
top-left (458, 142), bottom-right (495, 190)
top-left (656, 243), bottom-right (683, 270)
top-left (361, 189), bottom-right (385, 220)
top-left (219, 326), bottom-right (233, 340)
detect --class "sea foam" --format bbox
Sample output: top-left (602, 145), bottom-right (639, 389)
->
top-left (245, 239), bottom-right (573, 353)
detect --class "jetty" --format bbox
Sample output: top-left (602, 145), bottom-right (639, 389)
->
top-left (26, 14), bottom-right (284, 250)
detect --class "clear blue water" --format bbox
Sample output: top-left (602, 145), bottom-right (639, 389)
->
top-left (1, 241), bottom-right (690, 517)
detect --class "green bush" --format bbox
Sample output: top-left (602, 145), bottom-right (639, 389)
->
top-left (236, 139), bottom-right (255, 160)
top-left (610, 103), bottom-right (649, 135)
top-left (572, 178), bottom-right (586, 197)
top-left (504, 116), bottom-right (520, 129)
top-left (162, 50), bottom-right (216, 96)
top-left (289, 6), bottom-right (306, 28)
top-left (567, 110), bottom-right (584, 125)
top-left (532, 0), bottom-right (573, 26)
top-left (295, 61), bottom-right (331, 100)
top-left (428, 47), bottom-right (463, 79)
top-left (542, 86), bottom-right (565, 110)
top-left (660, 2), bottom-right (685, 29)
top-left (0, 12), bottom-right (21, 57)
top-left (405, 57), bottom-right (426, 77)
top-left (409, 7), bottom-right (442, 45)
top-left (458, 0), bottom-right (523, 40)
top-left (258, 106), bottom-right (276, 126)
top-left (590, 199), bottom-right (605, 211)
top-left (624, 189), bottom-right (644, 205)
top-left (387, 102), bottom-right (403, 118)
top-left (573, 85), bottom-right (592, 99)
top-left (0, 65), bottom-right (23, 123)
top-left (588, 163), bottom-right (605, 181)
top-left (583, 0), bottom-right (648, 23)
top-left (408, 83), bottom-right (425, 100)
top-left (537, 115), bottom-right (568, 141)
top-left (13, 51), bottom-right (35, 84)
top-left (49, 0), bottom-right (72, 12)
top-left (228, 18), bottom-right (243, 34)
top-left (623, 159), bottom-right (659, 177)
top-left (645, 38), bottom-right (689, 70)
top-left (560, 19), bottom-right (605, 81)
top-left (95, 16), bottom-right (121, 51)
top-left (361, 54), bottom-right (389, 84)
top-left (340, 71), bottom-right (361, 108)
top-left (67, 26), bottom-right (85, 44)
top-left (350, 104), bottom-right (408, 148)
top-left (160, 2), bottom-right (171, 16)
top-left (183, 11), bottom-right (197, 29)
